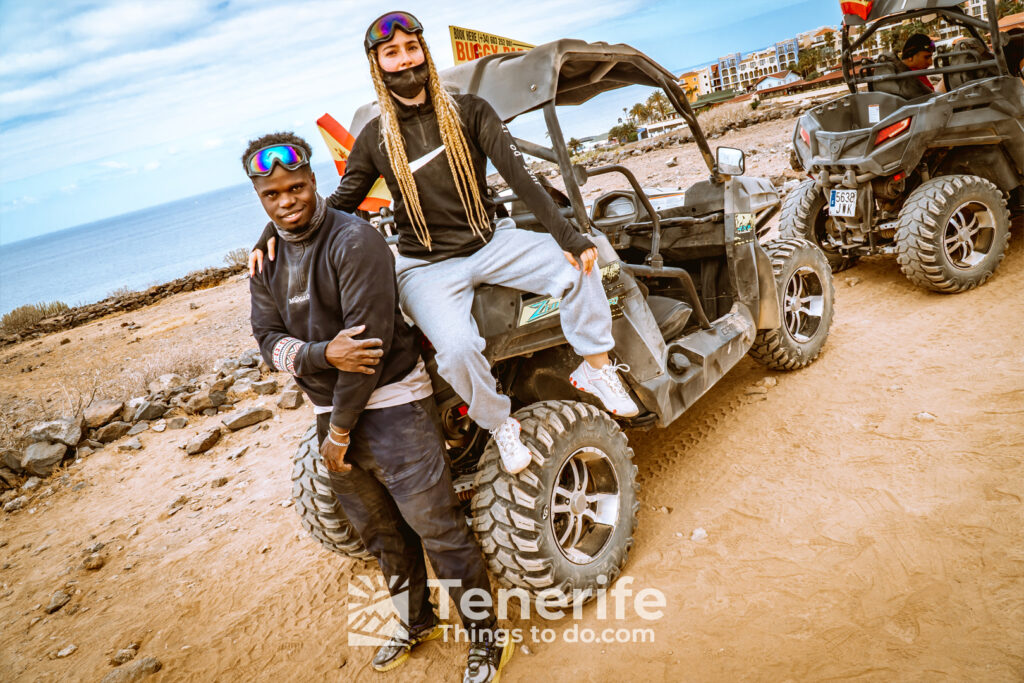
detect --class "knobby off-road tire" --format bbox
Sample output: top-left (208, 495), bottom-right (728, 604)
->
top-left (471, 401), bottom-right (639, 604)
top-left (779, 179), bottom-right (859, 272)
top-left (749, 238), bottom-right (835, 371)
top-left (292, 426), bottom-right (372, 561)
top-left (895, 174), bottom-right (1010, 293)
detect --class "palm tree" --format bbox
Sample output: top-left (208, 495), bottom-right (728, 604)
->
top-left (796, 47), bottom-right (823, 78)
top-left (629, 102), bottom-right (651, 124)
top-left (646, 91), bottom-right (672, 120)
top-left (998, 0), bottom-right (1024, 16)
top-left (567, 137), bottom-right (582, 155)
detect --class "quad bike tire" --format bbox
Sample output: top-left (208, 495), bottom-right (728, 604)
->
top-left (895, 174), bottom-right (1010, 293)
top-left (779, 179), bottom-right (859, 272)
top-left (292, 426), bottom-right (372, 561)
top-left (749, 238), bottom-right (835, 371)
top-left (471, 400), bottom-right (639, 604)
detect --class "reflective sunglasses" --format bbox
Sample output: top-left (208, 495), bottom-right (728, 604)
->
top-left (364, 11), bottom-right (423, 52)
top-left (245, 144), bottom-right (309, 177)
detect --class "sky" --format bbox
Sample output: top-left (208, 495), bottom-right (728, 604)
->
top-left (0, 0), bottom-right (844, 246)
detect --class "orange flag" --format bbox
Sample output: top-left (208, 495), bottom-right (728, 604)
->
top-left (840, 0), bottom-right (874, 21)
top-left (316, 113), bottom-right (392, 213)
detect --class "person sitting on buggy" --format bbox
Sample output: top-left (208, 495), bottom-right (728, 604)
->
top-left (250, 11), bottom-right (639, 477)
top-left (872, 33), bottom-right (940, 98)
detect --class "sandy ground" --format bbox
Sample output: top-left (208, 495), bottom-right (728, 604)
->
top-left (1, 115), bottom-right (1022, 682)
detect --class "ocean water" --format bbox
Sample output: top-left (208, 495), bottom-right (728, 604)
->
top-left (0, 166), bottom-right (337, 316)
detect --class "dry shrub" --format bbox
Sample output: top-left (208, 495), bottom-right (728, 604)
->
top-left (113, 346), bottom-right (214, 397)
top-left (697, 102), bottom-right (754, 136)
top-left (223, 248), bottom-right (249, 269)
top-left (1, 301), bottom-right (70, 334)
top-left (107, 285), bottom-right (137, 299)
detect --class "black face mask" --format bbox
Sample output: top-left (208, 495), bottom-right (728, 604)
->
top-left (381, 61), bottom-right (430, 99)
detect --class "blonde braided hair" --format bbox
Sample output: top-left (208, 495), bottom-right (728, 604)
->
top-left (368, 41), bottom-right (490, 250)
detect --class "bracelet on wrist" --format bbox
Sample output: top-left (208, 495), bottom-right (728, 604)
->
top-left (325, 434), bottom-right (349, 448)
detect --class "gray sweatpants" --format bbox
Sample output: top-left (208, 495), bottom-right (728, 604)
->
top-left (395, 221), bottom-right (614, 431)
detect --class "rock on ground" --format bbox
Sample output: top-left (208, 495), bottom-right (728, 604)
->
top-left (186, 390), bottom-right (226, 414)
top-left (185, 429), bottom-right (221, 455)
top-left (84, 400), bottom-right (125, 429)
top-left (277, 390), bottom-right (303, 409)
top-left (222, 407), bottom-right (273, 431)
top-left (252, 379), bottom-right (278, 395)
top-left (166, 416), bottom-right (188, 430)
top-left (100, 657), bottom-right (163, 683)
top-left (21, 442), bottom-right (67, 477)
top-left (133, 401), bottom-right (168, 422)
top-left (46, 590), bottom-right (72, 613)
top-left (83, 553), bottom-right (105, 570)
top-left (1, 449), bottom-right (22, 472)
top-left (27, 419), bottom-right (81, 446)
top-left (95, 421), bottom-right (131, 443)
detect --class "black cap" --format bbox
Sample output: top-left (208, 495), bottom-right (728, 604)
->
top-left (902, 33), bottom-right (935, 59)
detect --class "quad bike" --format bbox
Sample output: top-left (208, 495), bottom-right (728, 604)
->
top-left (292, 39), bottom-right (836, 601)
top-left (785, 0), bottom-right (1024, 293)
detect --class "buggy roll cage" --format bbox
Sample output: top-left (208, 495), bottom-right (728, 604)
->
top-left (840, 0), bottom-right (1009, 94)
top-left (438, 39), bottom-right (725, 233)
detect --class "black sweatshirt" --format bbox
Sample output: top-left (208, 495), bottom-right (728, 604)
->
top-left (256, 93), bottom-right (592, 261)
top-left (249, 209), bottom-right (419, 430)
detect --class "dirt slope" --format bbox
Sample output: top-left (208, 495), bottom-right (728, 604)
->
top-left (1, 116), bottom-right (1022, 682)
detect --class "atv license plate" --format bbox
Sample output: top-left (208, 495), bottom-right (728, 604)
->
top-left (829, 189), bottom-right (857, 217)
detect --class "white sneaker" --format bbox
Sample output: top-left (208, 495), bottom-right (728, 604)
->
top-left (570, 361), bottom-right (640, 417)
top-left (490, 417), bottom-right (533, 474)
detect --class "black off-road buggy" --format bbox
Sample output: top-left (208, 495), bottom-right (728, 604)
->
top-left (785, 0), bottom-right (1024, 292)
top-left (292, 40), bottom-right (835, 602)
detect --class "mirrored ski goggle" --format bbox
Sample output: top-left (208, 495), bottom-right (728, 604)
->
top-left (365, 11), bottom-right (423, 51)
top-left (245, 144), bottom-right (309, 177)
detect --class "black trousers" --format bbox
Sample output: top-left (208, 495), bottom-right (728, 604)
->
top-left (317, 397), bottom-right (496, 632)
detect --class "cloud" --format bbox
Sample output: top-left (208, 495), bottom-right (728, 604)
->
top-left (99, 160), bottom-right (129, 170)
top-left (202, 138), bottom-right (223, 150)
top-left (143, 161), bottom-right (160, 171)
top-left (69, 0), bottom-right (209, 42)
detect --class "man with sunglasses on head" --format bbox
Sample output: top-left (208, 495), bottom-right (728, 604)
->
top-left (242, 132), bottom-right (508, 680)
top-left (251, 10), bottom-right (639, 486)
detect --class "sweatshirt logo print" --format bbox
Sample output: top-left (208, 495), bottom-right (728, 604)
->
top-left (408, 146), bottom-right (444, 174)
top-left (289, 292), bottom-right (310, 305)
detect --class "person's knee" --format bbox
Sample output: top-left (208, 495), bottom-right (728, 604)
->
top-left (433, 333), bottom-right (486, 373)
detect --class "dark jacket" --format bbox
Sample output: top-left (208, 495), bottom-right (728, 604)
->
top-left (249, 209), bottom-right (419, 430)
top-left (872, 52), bottom-right (934, 99)
top-left (257, 93), bottom-right (592, 261)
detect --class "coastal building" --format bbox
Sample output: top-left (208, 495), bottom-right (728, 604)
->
top-left (681, 1), bottom-right (1004, 97)
top-left (754, 70), bottom-right (801, 92)
top-left (677, 69), bottom-right (704, 100)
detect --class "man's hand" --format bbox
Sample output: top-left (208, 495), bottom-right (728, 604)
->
top-left (248, 236), bottom-right (277, 277)
top-left (326, 325), bottom-right (383, 374)
top-left (321, 430), bottom-right (351, 473)
top-left (564, 247), bottom-right (599, 275)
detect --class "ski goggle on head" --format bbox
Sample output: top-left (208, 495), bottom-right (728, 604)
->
top-left (364, 11), bottom-right (423, 53)
top-left (245, 144), bottom-right (309, 178)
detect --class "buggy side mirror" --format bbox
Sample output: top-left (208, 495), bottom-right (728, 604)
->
top-left (716, 147), bottom-right (745, 176)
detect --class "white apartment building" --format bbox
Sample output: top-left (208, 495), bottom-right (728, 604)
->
top-left (702, 1), bottom-right (992, 94)
top-left (711, 38), bottom-right (799, 92)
